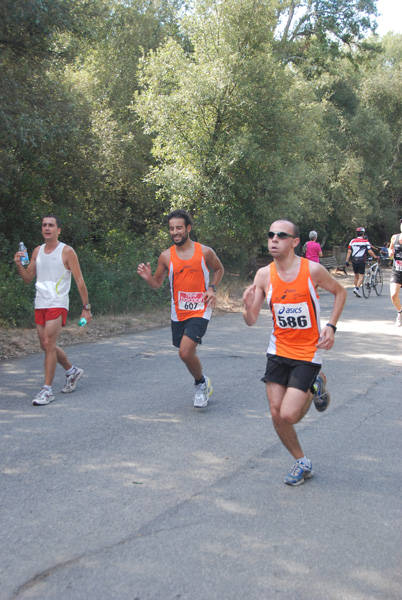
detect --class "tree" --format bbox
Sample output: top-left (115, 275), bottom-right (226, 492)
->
top-left (134, 0), bottom-right (348, 261)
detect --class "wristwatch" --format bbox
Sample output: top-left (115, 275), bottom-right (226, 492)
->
top-left (83, 304), bottom-right (91, 310)
top-left (209, 285), bottom-right (217, 293)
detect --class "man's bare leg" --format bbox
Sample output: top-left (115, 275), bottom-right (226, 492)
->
top-left (36, 317), bottom-right (72, 386)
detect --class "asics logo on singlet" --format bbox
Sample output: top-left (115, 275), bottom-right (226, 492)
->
top-left (279, 306), bottom-right (302, 315)
top-left (284, 288), bottom-right (296, 293)
top-left (178, 266), bottom-right (192, 274)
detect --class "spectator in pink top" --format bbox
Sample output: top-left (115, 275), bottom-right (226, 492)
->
top-left (305, 231), bottom-right (323, 263)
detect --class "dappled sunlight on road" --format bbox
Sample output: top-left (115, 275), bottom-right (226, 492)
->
top-left (214, 497), bottom-right (258, 516)
top-left (123, 413), bottom-right (183, 424)
top-left (338, 319), bottom-right (402, 337)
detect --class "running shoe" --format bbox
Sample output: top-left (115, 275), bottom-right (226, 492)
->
top-left (396, 312), bottom-right (402, 327)
top-left (194, 376), bottom-right (213, 408)
top-left (312, 372), bottom-right (331, 412)
top-left (353, 288), bottom-right (361, 298)
top-left (284, 460), bottom-right (314, 486)
top-left (62, 367), bottom-right (84, 393)
top-left (32, 387), bottom-right (55, 406)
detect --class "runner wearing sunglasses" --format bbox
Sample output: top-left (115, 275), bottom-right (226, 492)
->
top-left (243, 220), bottom-right (347, 486)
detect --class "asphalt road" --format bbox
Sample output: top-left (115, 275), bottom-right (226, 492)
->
top-left (1, 270), bottom-right (401, 600)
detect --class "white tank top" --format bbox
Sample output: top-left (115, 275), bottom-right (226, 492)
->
top-left (35, 243), bottom-right (71, 309)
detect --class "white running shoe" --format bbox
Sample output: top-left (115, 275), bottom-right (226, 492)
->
top-left (33, 387), bottom-right (55, 406)
top-left (62, 367), bottom-right (84, 393)
top-left (396, 312), bottom-right (402, 327)
top-left (194, 376), bottom-right (213, 408)
top-left (353, 288), bottom-right (361, 298)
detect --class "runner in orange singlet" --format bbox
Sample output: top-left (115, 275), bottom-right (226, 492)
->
top-left (243, 219), bottom-right (346, 486)
top-left (137, 209), bottom-right (224, 408)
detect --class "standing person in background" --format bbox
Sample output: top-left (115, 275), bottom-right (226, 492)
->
top-left (243, 219), bottom-right (347, 486)
top-left (345, 227), bottom-right (378, 298)
top-left (14, 215), bottom-right (91, 405)
top-left (137, 209), bottom-right (224, 408)
top-left (305, 230), bottom-right (323, 264)
top-left (389, 218), bottom-right (402, 327)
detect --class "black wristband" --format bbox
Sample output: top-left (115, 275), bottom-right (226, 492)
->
top-left (326, 323), bottom-right (337, 333)
top-left (209, 285), bottom-right (217, 293)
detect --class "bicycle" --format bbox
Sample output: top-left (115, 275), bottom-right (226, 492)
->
top-left (362, 258), bottom-right (383, 298)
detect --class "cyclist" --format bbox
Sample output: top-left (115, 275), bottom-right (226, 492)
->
top-left (345, 227), bottom-right (378, 297)
top-left (389, 218), bottom-right (402, 327)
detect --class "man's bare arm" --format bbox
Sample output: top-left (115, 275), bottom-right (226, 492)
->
top-left (243, 267), bottom-right (269, 326)
top-left (309, 262), bottom-right (347, 350)
top-left (137, 251), bottom-right (169, 289)
top-left (64, 246), bottom-right (92, 323)
top-left (14, 246), bottom-right (40, 284)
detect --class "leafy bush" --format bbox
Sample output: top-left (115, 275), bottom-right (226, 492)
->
top-left (0, 232), bottom-right (170, 327)
top-left (0, 265), bottom-right (36, 327)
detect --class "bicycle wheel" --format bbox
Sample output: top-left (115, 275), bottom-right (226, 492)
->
top-left (362, 270), bottom-right (371, 298)
top-left (374, 267), bottom-right (383, 295)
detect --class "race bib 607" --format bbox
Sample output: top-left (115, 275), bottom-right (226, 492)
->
top-left (178, 291), bottom-right (205, 310)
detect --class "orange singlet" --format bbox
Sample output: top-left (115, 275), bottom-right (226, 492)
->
top-left (169, 242), bottom-right (212, 322)
top-left (266, 258), bottom-right (322, 364)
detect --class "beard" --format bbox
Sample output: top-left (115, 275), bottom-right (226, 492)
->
top-left (171, 231), bottom-right (189, 246)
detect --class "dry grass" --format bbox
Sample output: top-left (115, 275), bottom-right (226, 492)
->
top-left (0, 269), bottom-right (354, 361)
top-left (0, 273), bottom-right (248, 361)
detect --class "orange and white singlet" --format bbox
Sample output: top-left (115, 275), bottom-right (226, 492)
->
top-left (169, 242), bottom-right (212, 322)
top-left (266, 258), bottom-right (322, 364)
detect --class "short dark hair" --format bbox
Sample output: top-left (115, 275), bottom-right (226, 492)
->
top-left (167, 209), bottom-right (193, 228)
top-left (42, 214), bottom-right (61, 227)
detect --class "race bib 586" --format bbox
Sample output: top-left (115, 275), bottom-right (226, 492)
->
top-left (273, 302), bottom-right (312, 329)
top-left (178, 291), bottom-right (205, 310)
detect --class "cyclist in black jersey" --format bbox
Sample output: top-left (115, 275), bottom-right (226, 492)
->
top-left (389, 218), bottom-right (402, 327)
top-left (345, 227), bottom-right (378, 298)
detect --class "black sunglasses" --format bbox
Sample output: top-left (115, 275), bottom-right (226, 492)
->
top-left (268, 231), bottom-right (296, 239)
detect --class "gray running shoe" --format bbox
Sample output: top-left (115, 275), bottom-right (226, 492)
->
top-left (313, 372), bottom-right (331, 412)
top-left (396, 312), bottom-right (402, 327)
top-left (284, 460), bottom-right (314, 486)
top-left (353, 288), bottom-right (361, 298)
top-left (33, 387), bottom-right (55, 406)
top-left (62, 367), bottom-right (84, 393)
top-left (194, 376), bottom-right (213, 408)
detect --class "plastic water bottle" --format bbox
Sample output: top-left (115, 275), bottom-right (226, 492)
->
top-left (19, 242), bottom-right (29, 266)
top-left (78, 317), bottom-right (87, 327)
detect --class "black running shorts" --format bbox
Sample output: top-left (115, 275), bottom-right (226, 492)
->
top-left (352, 259), bottom-right (366, 275)
top-left (261, 354), bottom-right (321, 393)
top-left (390, 270), bottom-right (402, 286)
top-left (171, 317), bottom-right (209, 348)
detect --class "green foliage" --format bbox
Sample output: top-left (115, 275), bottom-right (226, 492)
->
top-left (1, 0), bottom-right (402, 296)
top-left (0, 265), bottom-right (36, 327)
top-left (0, 234), bottom-right (170, 327)
top-left (69, 235), bottom-right (170, 318)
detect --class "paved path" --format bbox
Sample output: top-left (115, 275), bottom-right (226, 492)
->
top-left (1, 271), bottom-right (401, 600)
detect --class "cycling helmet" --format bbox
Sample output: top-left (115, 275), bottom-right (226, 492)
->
top-left (356, 227), bottom-right (365, 233)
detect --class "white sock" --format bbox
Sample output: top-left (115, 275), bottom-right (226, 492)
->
top-left (43, 384), bottom-right (52, 392)
top-left (66, 366), bottom-right (75, 375)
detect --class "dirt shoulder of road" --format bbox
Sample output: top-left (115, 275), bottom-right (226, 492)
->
top-left (0, 271), bottom-right (356, 361)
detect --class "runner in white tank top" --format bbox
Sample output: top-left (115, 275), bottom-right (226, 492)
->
top-left (14, 215), bottom-right (91, 405)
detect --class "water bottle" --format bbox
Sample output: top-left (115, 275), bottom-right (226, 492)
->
top-left (19, 242), bottom-right (29, 266)
top-left (78, 317), bottom-right (87, 327)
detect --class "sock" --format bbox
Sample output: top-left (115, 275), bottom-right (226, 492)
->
top-left (297, 456), bottom-right (311, 467)
top-left (43, 384), bottom-right (52, 392)
top-left (195, 376), bottom-right (205, 386)
top-left (66, 366), bottom-right (75, 375)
